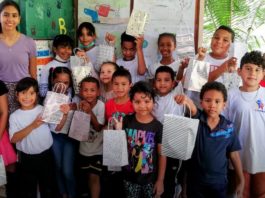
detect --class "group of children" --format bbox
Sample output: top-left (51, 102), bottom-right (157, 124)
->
top-left (0, 6), bottom-right (264, 198)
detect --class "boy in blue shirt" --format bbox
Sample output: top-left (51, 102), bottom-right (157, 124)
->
top-left (175, 81), bottom-right (244, 198)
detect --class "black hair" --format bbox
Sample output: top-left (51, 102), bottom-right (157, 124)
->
top-left (112, 67), bottom-right (132, 84)
top-left (120, 32), bottom-right (136, 46)
top-left (48, 67), bottom-right (75, 97)
top-left (53, 34), bottom-right (74, 50)
top-left (0, 0), bottom-right (20, 33)
top-left (240, 50), bottom-right (265, 69)
top-left (79, 76), bottom-right (100, 89)
top-left (154, 66), bottom-right (175, 81)
top-left (214, 25), bottom-right (235, 43)
top-left (77, 22), bottom-right (96, 38)
top-left (158, 33), bottom-right (176, 46)
top-left (130, 81), bottom-right (156, 102)
top-left (200, 81), bottom-right (227, 102)
top-left (16, 77), bottom-right (39, 93)
top-left (100, 61), bottom-right (119, 73)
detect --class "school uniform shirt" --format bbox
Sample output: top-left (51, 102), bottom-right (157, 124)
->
top-left (0, 81), bottom-right (8, 95)
top-left (9, 105), bottom-right (53, 154)
top-left (123, 114), bottom-right (163, 185)
top-left (187, 110), bottom-right (241, 185)
top-left (223, 87), bottom-right (265, 174)
top-left (79, 100), bottom-right (105, 156)
top-left (116, 57), bottom-right (147, 84)
top-left (39, 59), bottom-right (69, 97)
top-left (153, 83), bottom-right (184, 123)
top-left (148, 60), bottom-right (180, 79)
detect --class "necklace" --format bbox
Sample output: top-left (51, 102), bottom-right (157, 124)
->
top-left (240, 88), bottom-right (259, 103)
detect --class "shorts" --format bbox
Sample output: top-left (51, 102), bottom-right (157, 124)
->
top-left (79, 154), bottom-right (103, 175)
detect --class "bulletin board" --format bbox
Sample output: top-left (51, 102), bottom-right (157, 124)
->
top-left (19, 0), bottom-right (75, 39)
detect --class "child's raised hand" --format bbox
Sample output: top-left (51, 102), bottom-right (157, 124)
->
top-left (60, 104), bottom-right (70, 115)
top-left (197, 47), bottom-right (207, 61)
top-left (226, 57), bottom-right (237, 73)
top-left (113, 117), bottom-right (123, 130)
top-left (105, 32), bottom-right (116, 46)
top-left (180, 57), bottom-right (190, 69)
top-left (79, 100), bottom-right (92, 114)
top-left (76, 50), bottom-right (90, 63)
top-left (174, 94), bottom-right (189, 105)
top-left (32, 115), bottom-right (44, 129)
top-left (135, 35), bottom-right (144, 50)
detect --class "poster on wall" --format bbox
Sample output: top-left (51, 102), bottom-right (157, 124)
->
top-left (133, 0), bottom-right (196, 63)
top-left (78, 0), bottom-right (130, 58)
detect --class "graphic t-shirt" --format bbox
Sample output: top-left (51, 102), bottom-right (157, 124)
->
top-left (123, 114), bottom-right (163, 185)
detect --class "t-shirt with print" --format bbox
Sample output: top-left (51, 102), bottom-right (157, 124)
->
top-left (0, 81), bottom-right (8, 95)
top-left (122, 114), bottom-right (163, 185)
top-left (187, 110), bottom-right (241, 185)
top-left (105, 98), bottom-right (134, 123)
top-left (223, 87), bottom-right (265, 174)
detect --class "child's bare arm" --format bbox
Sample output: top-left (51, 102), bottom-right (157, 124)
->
top-left (208, 57), bottom-right (237, 82)
top-left (55, 104), bottom-right (71, 131)
top-left (229, 151), bottom-right (244, 198)
top-left (80, 101), bottom-right (103, 131)
top-left (154, 144), bottom-right (167, 197)
top-left (174, 94), bottom-right (197, 116)
top-left (11, 115), bottom-right (44, 143)
top-left (135, 36), bottom-right (147, 75)
top-left (176, 57), bottom-right (189, 81)
top-left (0, 93), bottom-right (8, 139)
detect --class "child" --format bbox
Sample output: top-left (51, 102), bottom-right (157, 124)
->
top-left (149, 33), bottom-right (187, 81)
top-left (115, 81), bottom-right (166, 198)
top-left (187, 25), bottom-right (237, 108)
top-left (39, 34), bottom-right (74, 97)
top-left (77, 76), bottom-right (105, 198)
top-left (0, 80), bottom-right (17, 197)
top-left (105, 67), bottom-right (134, 122)
top-left (102, 68), bottom-right (134, 198)
top-left (99, 61), bottom-right (119, 103)
top-left (9, 77), bottom-right (53, 197)
top-left (116, 32), bottom-right (147, 84)
top-left (47, 67), bottom-right (77, 198)
top-left (223, 51), bottom-right (265, 197)
top-left (198, 25), bottom-right (237, 82)
top-left (175, 81), bottom-right (244, 198)
top-left (76, 22), bottom-right (115, 72)
top-left (153, 66), bottom-right (183, 198)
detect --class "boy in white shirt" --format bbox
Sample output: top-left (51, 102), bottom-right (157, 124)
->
top-left (223, 51), bottom-right (265, 197)
top-left (153, 66), bottom-right (183, 198)
top-left (116, 32), bottom-right (147, 84)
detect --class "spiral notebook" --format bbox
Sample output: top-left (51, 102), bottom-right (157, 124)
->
top-left (126, 9), bottom-right (149, 37)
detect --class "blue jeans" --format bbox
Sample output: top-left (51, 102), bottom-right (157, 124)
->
top-left (52, 133), bottom-right (77, 198)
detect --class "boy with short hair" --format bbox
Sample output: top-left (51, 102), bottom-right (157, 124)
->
top-left (223, 50), bottom-right (265, 197)
top-left (153, 66), bottom-right (184, 198)
top-left (116, 32), bottom-right (147, 84)
top-left (77, 76), bottom-right (105, 198)
top-left (103, 67), bottom-right (134, 197)
top-left (175, 81), bottom-right (244, 198)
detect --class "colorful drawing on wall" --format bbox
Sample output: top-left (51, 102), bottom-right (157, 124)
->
top-left (78, 0), bottom-right (130, 25)
top-left (133, 0), bottom-right (195, 63)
